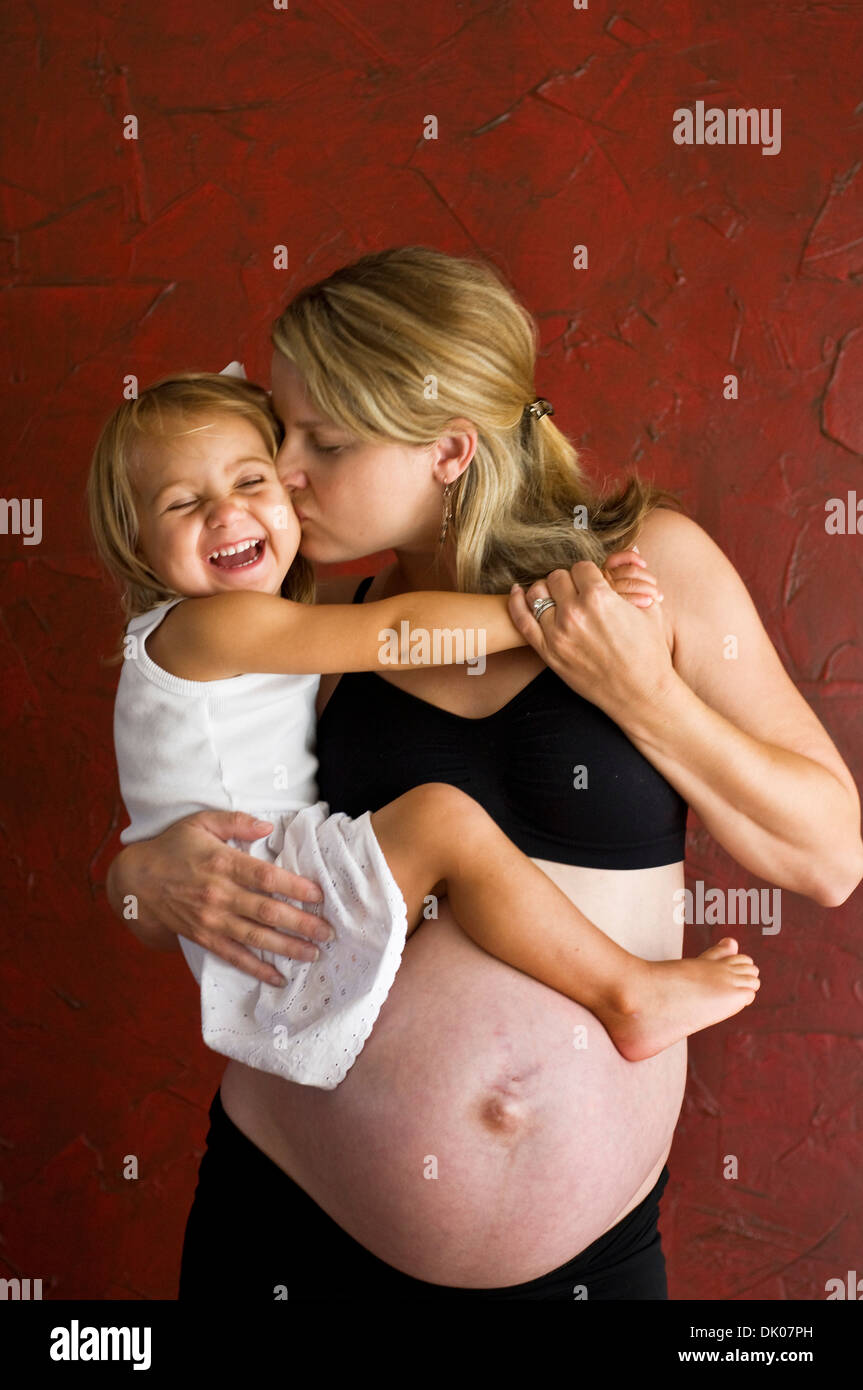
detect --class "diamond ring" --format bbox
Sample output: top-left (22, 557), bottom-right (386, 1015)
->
top-left (532, 597), bottom-right (556, 622)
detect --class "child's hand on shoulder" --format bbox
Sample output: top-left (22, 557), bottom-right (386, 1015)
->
top-left (601, 547), bottom-right (664, 608)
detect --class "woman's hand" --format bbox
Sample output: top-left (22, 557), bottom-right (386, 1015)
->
top-left (106, 810), bottom-right (335, 985)
top-left (507, 548), bottom-right (676, 720)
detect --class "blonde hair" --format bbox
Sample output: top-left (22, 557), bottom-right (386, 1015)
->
top-left (272, 245), bottom-right (685, 592)
top-left (87, 372), bottom-right (315, 664)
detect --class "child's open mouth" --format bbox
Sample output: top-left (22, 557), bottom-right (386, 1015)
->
top-left (207, 538), bottom-right (266, 571)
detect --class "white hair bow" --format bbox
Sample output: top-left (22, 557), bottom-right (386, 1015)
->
top-left (219, 361), bottom-right (247, 379)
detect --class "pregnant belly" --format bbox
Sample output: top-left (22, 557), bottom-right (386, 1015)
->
top-left (221, 903), bottom-right (687, 1287)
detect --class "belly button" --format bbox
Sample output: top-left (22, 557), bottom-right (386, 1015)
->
top-left (478, 1091), bottom-right (528, 1137)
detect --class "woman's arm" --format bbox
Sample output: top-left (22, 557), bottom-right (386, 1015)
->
top-left (509, 509), bottom-right (863, 906)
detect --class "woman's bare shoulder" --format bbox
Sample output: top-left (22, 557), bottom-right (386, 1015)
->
top-left (635, 503), bottom-right (706, 553)
top-left (633, 505), bottom-right (861, 807)
top-left (631, 506), bottom-right (736, 664)
top-left (634, 505), bottom-right (756, 604)
top-left (634, 506), bottom-right (733, 595)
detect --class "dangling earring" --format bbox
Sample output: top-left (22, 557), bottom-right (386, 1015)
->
top-left (439, 482), bottom-right (453, 544)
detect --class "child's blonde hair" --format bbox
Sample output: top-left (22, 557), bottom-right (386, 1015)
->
top-left (87, 372), bottom-right (315, 664)
top-left (272, 245), bottom-right (685, 592)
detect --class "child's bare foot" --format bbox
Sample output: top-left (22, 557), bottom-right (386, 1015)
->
top-left (596, 938), bottom-right (760, 1061)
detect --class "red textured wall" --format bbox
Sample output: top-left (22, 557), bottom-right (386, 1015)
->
top-left (2, 1), bottom-right (861, 1301)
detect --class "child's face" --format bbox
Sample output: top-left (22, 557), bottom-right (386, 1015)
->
top-left (131, 412), bottom-right (301, 598)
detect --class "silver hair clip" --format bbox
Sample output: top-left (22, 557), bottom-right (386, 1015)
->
top-left (524, 397), bottom-right (554, 420)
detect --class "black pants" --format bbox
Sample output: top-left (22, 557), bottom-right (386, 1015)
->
top-left (179, 1089), bottom-right (670, 1301)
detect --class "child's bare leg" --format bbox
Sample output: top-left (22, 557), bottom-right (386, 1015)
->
top-left (371, 783), bottom-right (760, 1061)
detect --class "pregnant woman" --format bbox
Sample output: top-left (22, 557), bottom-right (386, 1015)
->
top-left (106, 246), bottom-right (863, 1301)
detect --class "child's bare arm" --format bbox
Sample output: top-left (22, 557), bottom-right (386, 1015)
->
top-left (155, 551), bottom-right (661, 680)
top-left (157, 588), bottom-right (524, 678)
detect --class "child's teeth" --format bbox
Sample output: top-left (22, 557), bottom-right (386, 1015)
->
top-left (208, 539), bottom-right (263, 563)
top-left (215, 540), bottom-right (254, 557)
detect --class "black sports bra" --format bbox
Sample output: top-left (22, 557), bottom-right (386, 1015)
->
top-left (315, 575), bottom-right (687, 869)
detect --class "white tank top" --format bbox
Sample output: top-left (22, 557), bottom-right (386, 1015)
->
top-left (114, 597), bottom-right (320, 851)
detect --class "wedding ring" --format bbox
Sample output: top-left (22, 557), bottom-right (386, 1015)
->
top-left (532, 597), bottom-right (556, 622)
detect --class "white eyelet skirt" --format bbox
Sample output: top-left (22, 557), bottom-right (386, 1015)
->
top-left (179, 801), bottom-right (409, 1090)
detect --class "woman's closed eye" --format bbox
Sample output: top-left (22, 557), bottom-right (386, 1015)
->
top-left (310, 439), bottom-right (346, 455)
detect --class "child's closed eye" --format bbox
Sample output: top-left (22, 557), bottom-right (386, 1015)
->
top-left (165, 477), bottom-right (268, 512)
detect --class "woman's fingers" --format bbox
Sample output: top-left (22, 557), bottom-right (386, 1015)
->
top-left (193, 933), bottom-right (317, 986)
top-left (193, 808), bottom-right (278, 844)
top-left (508, 579), bottom-right (554, 651)
top-left (171, 813), bottom-right (338, 983)
top-left (509, 567), bottom-right (586, 643)
top-left (114, 813), bottom-right (338, 986)
top-left (225, 849), bottom-right (334, 942)
top-left (524, 578), bottom-right (551, 607)
top-left (507, 552), bottom-right (665, 663)
top-left (203, 884), bottom-right (333, 953)
top-left (187, 876), bottom-right (335, 986)
top-left (192, 808), bottom-right (325, 905)
top-left (187, 809), bottom-right (331, 938)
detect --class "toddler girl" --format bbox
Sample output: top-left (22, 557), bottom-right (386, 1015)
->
top-left (89, 371), bottom-right (759, 1089)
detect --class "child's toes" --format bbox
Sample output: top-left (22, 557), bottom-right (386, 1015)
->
top-left (703, 939), bottom-right (739, 960)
